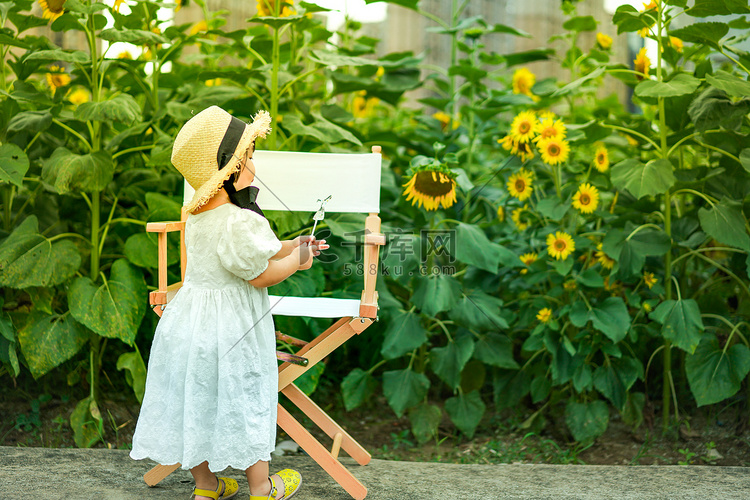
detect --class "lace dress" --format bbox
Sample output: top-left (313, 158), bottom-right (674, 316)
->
top-left (130, 202), bottom-right (283, 472)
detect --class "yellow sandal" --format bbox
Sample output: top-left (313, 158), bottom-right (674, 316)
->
top-left (249, 469), bottom-right (302, 500)
top-left (192, 477), bottom-right (239, 500)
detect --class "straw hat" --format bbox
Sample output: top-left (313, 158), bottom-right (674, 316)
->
top-left (171, 105), bottom-right (272, 213)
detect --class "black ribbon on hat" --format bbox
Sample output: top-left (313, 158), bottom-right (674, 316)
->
top-left (218, 115), bottom-right (266, 218)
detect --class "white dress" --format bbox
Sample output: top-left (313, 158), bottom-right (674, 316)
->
top-left (130, 203), bottom-right (283, 472)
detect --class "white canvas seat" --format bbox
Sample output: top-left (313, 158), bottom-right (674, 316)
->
top-left (268, 296), bottom-right (362, 318)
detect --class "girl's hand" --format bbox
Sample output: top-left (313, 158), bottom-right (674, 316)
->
top-left (294, 235), bottom-right (329, 256)
top-left (297, 244), bottom-right (317, 270)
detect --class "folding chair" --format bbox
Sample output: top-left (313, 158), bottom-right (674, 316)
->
top-left (141, 146), bottom-right (385, 500)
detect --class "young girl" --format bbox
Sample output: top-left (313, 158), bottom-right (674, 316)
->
top-left (130, 105), bottom-right (328, 500)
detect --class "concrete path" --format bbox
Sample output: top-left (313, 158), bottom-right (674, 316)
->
top-left (1, 446), bottom-right (748, 499)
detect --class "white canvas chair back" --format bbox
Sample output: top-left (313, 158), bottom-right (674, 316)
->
top-left (183, 149), bottom-right (382, 319)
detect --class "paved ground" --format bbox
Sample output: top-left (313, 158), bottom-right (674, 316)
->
top-left (1, 446), bottom-right (749, 499)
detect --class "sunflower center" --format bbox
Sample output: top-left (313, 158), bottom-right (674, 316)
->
top-left (580, 194), bottom-right (590, 205)
top-left (515, 179), bottom-right (526, 192)
top-left (597, 153), bottom-right (605, 164)
top-left (555, 240), bottom-right (566, 251)
top-left (549, 144), bottom-right (560, 156)
top-left (414, 171), bottom-right (455, 197)
top-left (519, 122), bottom-right (530, 134)
top-left (46, 0), bottom-right (66, 13)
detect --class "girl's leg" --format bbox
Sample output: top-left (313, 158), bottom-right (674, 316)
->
top-left (191, 461), bottom-right (221, 499)
top-left (246, 460), bottom-right (284, 499)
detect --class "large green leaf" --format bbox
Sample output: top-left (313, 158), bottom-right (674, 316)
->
top-left (603, 226), bottom-right (671, 278)
top-left (70, 396), bottom-right (102, 448)
top-left (382, 368), bottom-right (430, 417)
top-left (117, 350), bottom-right (147, 403)
top-left (706, 70), bottom-right (750, 98)
top-left (341, 368), bottom-right (377, 411)
top-left (686, 335), bottom-right (750, 407)
top-left (124, 232), bottom-right (179, 269)
top-left (449, 289), bottom-right (508, 331)
top-left (593, 356), bottom-right (643, 411)
top-left (688, 87), bottom-right (750, 132)
top-left (610, 158), bottom-right (675, 199)
top-left (687, 0), bottom-right (749, 18)
top-left (0, 143), bottom-right (29, 187)
top-left (612, 4), bottom-right (652, 34)
top-left (99, 28), bottom-right (168, 44)
top-left (450, 222), bottom-right (502, 273)
top-left (17, 313), bottom-right (87, 379)
top-left (0, 216), bottom-right (81, 288)
top-left (281, 114), bottom-right (361, 145)
top-left (69, 259), bottom-right (146, 345)
top-left (42, 148), bottom-right (114, 194)
top-left (411, 273), bottom-right (462, 316)
top-left (669, 22), bottom-right (728, 50)
top-left (430, 334), bottom-right (475, 390)
top-left (75, 94), bottom-right (141, 124)
top-left (493, 369), bottom-right (531, 409)
top-left (408, 402), bottom-right (442, 444)
top-left (24, 49), bottom-right (89, 63)
top-left (380, 310), bottom-right (427, 359)
top-left (697, 197), bottom-right (750, 252)
top-left (0, 311), bottom-right (19, 377)
top-left (445, 390), bottom-right (485, 439)
top-left (145, 192), bottom-right (182, 221)
top-left (562, 15), bottom-right (597, 32)
top-left (7, 110), bottom-right (53, 134)
top-left (364, 0), bottom-right (419, 11)
top-left (552, 67), bottom-right (605, 98)
top-left (585, 297), bottom-right (631, 343)
top-left (649, 299), bottom-right (704, 354)
top-left (565, 400), bottom-right (609, 443)
top-left (295, 362), bottom-right (325, 396)
top-left (473, 332), bottom-right (519, 369)
top-left (635, 73), bottom-right (701, 97)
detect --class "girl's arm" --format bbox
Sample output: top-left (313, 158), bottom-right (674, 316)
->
top-left (271, 240), bottom-right (296, 260)
top-left (271, 235), bottom-right (326, 260)
top-left (249, 244), bottom-right (317, 288)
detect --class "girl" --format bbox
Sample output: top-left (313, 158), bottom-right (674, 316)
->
top-left (130, 105), bottom-right (328, 500)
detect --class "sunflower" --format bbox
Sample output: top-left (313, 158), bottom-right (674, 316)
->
top-left (433, 111), bottom-right (458, 131)
top-left (205, 78), bottom-right (222, 87)
top-left (46, 65), bottom-right (70, 93)
top-left (190, 20), bottom-right (208, 35)
top-left (352, 91), bottom-right (379, 118)
top-left (538, 137), bottom-right (570, 166)
top-left (257, 0), bottom-right (294, 17)
top-left (402, 164), bottom-right (458, 211)
top-left (546, 231), bottom-right (575, 260)
top-left (175, 0), bottom-right (182, 12)
top-left (118, 50), bottom-right (133, 59)
top-left (497, 206), bottom-right (505, 222)
top-left (670, 36), bottom-right (683, 53)
top-left (509, 111), bottom-right (539, 144)
top-left (595, 243), bottom-right (615, 269)
top-left (507, 168), bottom-right (534, 201)
top-left (536, 308), bottom-right (552, 323)
top-left (634, 47), bottom-right (650, 80)
top-left (512, 140), bottom-right (535, 162)
top-left (512, 67), bottom-right (535, 97)
top-left (519, 252), bottom-right (537, 274)
top-left (596, 32), bottom-right (612, 50)
top-left (511, 204), bottom-right (529, 231)
top-left (67, 88), bottom-right (89, 105)
top-left (593, 144), bottom-right (609, 172)
top-left (533, 117), bottom-right (566, 143)
top-left (563, 279), bottom-right (577, 291)
top-left (572, 183), bottom-right (599, 214)
top-left (39, 0), bottom-right (65, 21)
top-left (538, 110), bottom-right (556, 120)
top-left (643, 272), bottom-right (658, 289)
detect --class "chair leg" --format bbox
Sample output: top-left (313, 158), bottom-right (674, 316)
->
top-left (281, 383), bottom-right (371, 466)
top-left (277, 403), bottom-right (367, 500)
top-left (143, 463), bottom-right (181, 487)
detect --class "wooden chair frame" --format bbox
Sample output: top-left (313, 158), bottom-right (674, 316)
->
top-left (140, 146), bottom-right (385, 500)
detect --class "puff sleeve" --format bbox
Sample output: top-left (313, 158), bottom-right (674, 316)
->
top-left (217, 207), bottom-right (283, 282)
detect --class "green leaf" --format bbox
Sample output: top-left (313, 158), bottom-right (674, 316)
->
top-left (460, 359), bottom-right (486, 393)
top-left (42, 148), bottom-right (114, 194)
top-left (295, 362), bottom-right (325, 396)
top-left (449, 289), bottom-right (508, 331)
top-left (611, 158), bottom-right (675, 199)
top-left (686, 335), bottom-right (750, 407)
top-left (565, 400), bottom-right (609, 443)
top-left (0, 143), bottom-right (29, 187)
top-left (706, 70), bottom-right (750, 98)
top-left (593, 356), bottom-right (643, 411)
top-left (24, 49), bottom-right (90, 63)
top-left (382, 368), bottom-right (430, 417)
top-left (650, 299), bottom-right (704, 354)
top-left (0, 216), bottom-right (81, 288)
top-left (341, 368), bottom-right (377, 411)
top-left (698, 197), bottom-right (750, 251)
top-left (473, 332), bottom-right (519, 369)
top-left (669, 22), bottom-right (728, 50)
top-left (503, 49), bottom-right (554, 67)
top-left (408, 402), bottom-right (442, 444)
top-left (99, 28), bottom-right (168, 45)
top-left (364, 0), bottom-right (419, 11)
top-left (536, 197), bottom-right (570, 221)
top-left (589, 298), bottom-right (631, 343)
top-left (622, 391), bottom-right (645, 428)
top-left (411, 274), bottom-right (462, 316)
top-left (430, 334), bottom-right (475, 390)
top-left (124, 232), bottom-right (179, 269)
top-left (577, 269), bottom-right (604, 288)
top-left (635, 73), bottom-right (701, 97)
top-left (68, 259), bottom-right (146, 345)
top-left (451, 222), bottom-right (501, 273)
top-left (493, 369), bottom-right (531, 409)
top-left (17, 313), bottom-right (87, 379)
top-left (75, 94), bottom-right (141, 124)
top-left (490, 23), bottom-right (531, 37)
top-left (70, 396), bottom-right (102, 448)
top-left (281, 114), bottom-right (361, 146)
top-left (563, 16), bottom-right (597, 32)
top-left (445, 391), bottom-right (485, 439)
top-left (687, 0), bottom-right (749, 17)
top-left (612, 4), bottom-right (652, 34)
top-left (603, 227), bottom-right (671, 278)
top-left (380, 310), bottom-right (427, 359)
top-left (7, 110), bottom-right (53, 134)
top-left (310, 49), bottom-right (412, 68)
top-left (741, 149), bottom-right (750, 174)
top-left (688, 87), bottom-right (750, 132)
top-left (117, 350), bottom-right (147, 403)
top-left (530, 376), bottom-right (551, 403)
